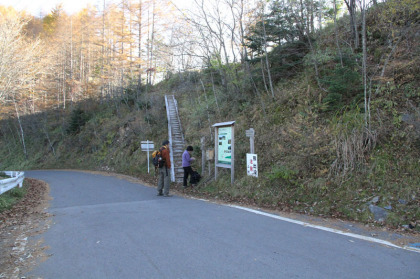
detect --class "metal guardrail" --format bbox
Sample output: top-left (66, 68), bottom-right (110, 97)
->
top-left (0, 171), bottom-right (25, 195)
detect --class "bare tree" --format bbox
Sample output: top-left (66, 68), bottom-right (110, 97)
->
top-left (360, 0), bottom-right (369, 128)
top-left (333, 0), bottom-right (343, 67)
top-left (344, 0), bottom-right (359, 50)
top-left (259, 1), bottom-right (275, 99)
top-left (0, 13), bottom-right (41, 158)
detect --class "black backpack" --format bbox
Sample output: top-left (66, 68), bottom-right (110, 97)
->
top-left (190, 170), bottom-right (201, 184)
top-left (152, 147), bottom-right (165, 168)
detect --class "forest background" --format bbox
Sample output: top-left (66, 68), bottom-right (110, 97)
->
top-left (0, 0), bottom-right (418, 231)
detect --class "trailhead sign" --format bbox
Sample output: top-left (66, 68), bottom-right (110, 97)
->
top-left (141, 140), bottom-right (154, 173)
top-left (217, 126), bottom-right (232, 165)
top-left (213, 121), bottom-right (235, 184)
top-left (247, 153), bottom-right (258, 177)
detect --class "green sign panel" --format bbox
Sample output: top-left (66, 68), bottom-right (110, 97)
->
top-left (217, 126), bottom-right (232, 165)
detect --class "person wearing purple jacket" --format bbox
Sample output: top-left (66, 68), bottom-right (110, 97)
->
top-left (182, 146), bottom-right (195, 189)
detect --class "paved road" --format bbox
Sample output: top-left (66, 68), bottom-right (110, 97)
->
top-left (26, 170), bottom-right (420, 279)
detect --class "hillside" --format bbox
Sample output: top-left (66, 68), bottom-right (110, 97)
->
top-left (0, 0), bottom-right (419, 232)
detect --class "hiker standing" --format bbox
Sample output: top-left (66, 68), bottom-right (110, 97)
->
top-left (157, 140), bottom-right (172, 197)
top-left (182, 146), bottom-right (195, 189)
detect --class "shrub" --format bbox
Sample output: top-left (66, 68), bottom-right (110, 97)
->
top-left (321, 65), bottom-right (362, 111)
top-left (267, 165), bottom-right (298, 183)
top-left (67, 108), bottom-right (90, 134)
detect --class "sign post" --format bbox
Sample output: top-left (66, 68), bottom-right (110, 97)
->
top-left (206, 149), bottom-right (214, 176)
top-left (141, 140), bottom-right (154, 173)
top-left (245, 128), bottom-right (255, 154)
top-left (201, 137), bottom-right (206, 176)
top-left (213, 121), bottom-right (235, 184)
top-left (246, 128), bottom-right (257, 178)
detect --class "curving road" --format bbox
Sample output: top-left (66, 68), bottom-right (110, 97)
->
top-left (26, 170), bottom-right (420, 279)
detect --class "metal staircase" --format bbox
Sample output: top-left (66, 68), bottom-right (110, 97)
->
top-left (165, 95), bottom-right (185, 183)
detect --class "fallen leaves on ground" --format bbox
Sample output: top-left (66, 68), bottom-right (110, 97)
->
top-left (0, 178), bottom-right (51, 278)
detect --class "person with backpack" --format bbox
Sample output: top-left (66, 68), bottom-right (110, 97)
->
top-left (157, 140), bottom-right (172, 197)
top-left (182, 146), bottom-right (196, 189)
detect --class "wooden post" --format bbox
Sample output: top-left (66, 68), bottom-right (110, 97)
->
top-left (147, 140), bottom-right (150, 174)
top-left (231, 125), bottom-right (235, 185)
top-left (246, 128), bottom-right (255, 154)
top-left (201, 137), bottom-right (205, 176)
top-left (214, 127), bottom-right (218, 180)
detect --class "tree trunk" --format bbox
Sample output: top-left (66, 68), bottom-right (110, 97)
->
top-left (261, 4), bottom-right (275, 99)
top-left (361, 0), bottom-right (371, 129)
top-left (210, 71), bottom-right (221, 116)
top-left (300, 0), bottom-right (327, 92)
top-left (344, 0), bottom-right (359, 49)
top-left (334, 0), bottom-right (343, 67)
top-left (200, 79), bottom-right (213, 138)
top-left (260, 57), bottom-right (270, 95)
top-left (13, 99), bottom-right (28, 159)
top-left (137, 0), bottom-right (143, 99)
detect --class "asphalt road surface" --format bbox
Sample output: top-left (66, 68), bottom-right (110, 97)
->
top-left (26, 170), bottom-right (420, 279)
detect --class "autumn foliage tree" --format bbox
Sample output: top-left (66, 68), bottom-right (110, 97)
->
top-left (0, 8), bottom-right (42, 157)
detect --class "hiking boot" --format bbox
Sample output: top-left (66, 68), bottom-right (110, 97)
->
top-left (157, 191), bottom-right (163, 196)
top-left (163, 194), bottom-right (172, 197)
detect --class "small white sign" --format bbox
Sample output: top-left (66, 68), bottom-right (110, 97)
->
top-left (247, 153), bottom-right (258, 178)
top-left (141, 140), bottom-right (154, 174)
top-left (141, 141), bottom-right (154, 151)
top-left (245, 128), bottom-right (255, 137)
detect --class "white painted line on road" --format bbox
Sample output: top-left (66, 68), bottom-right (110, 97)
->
top-left (228, 205), bottom-right (420, 254)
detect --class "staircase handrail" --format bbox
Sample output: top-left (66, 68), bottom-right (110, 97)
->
top-left (164, 95), bottom-right (176, 182)
top-left (173, 96), bottom-right (185, 142)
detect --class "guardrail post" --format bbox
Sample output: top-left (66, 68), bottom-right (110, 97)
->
top-left (0, 171), bottom-right (25, 195)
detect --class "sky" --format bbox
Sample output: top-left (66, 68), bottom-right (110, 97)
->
top-left (0, 0), bottom-right (191, 17)
top-left (0, 0), bottom-right (101, 16)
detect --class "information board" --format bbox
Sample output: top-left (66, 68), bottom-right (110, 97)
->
top-left (217, 126), bottom-right (232, 165)
top-left (213, 121), bottom-right (235, 184)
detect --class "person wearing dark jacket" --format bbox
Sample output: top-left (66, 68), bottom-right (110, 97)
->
top-left (182, 146), bottom-right (195, 189)
top-left (157, 140), bottom-right (172, 197)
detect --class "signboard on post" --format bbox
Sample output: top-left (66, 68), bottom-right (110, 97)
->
top-left (245, 128), bottom-right (255, 137)
top-left (206, 149), bottom-right (214, 161)
top-left (246, 154), bottom-right (258, 177)
top-left (245, 128), bottom-right (255, 154)
top-left (141, 141), bottom-right (154, 151)
top-left (141, 140), bottom-right (154, 173)
top-left (217, 126), bottom-right (233, 165)
top-left (213, 121), bottom-right (235, 184)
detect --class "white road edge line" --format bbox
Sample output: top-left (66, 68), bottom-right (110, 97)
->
top-left (227, 204), bottom-right (420, 254)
